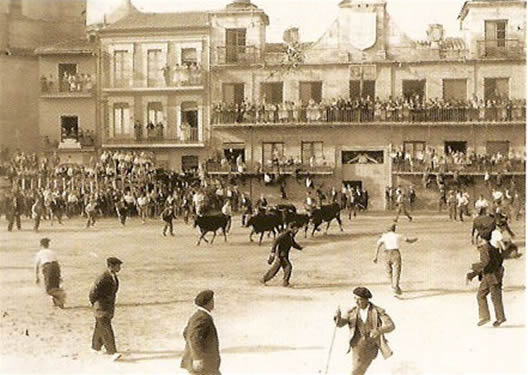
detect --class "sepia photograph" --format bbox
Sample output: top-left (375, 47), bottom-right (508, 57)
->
top-left (0, 0), bottom-right (526, 374)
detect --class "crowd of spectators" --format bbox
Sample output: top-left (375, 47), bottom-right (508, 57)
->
top-left (161, 62), bottom-right (203, 87)
top-left (40, 72), bottom-right (95, 93)
top-left (392, 146), bottom-right (526, 174)
top-left (212, 96), bottom-right (526, 125)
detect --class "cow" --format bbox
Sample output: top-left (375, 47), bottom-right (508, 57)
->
top-left (283, 211), bottom-right (310, 238)
top-left (193, 214), bottom-right (229, 246)
top-left (246, 212), bottom-right (282, 245)
top-left (310, 202), bottom-right (344, 236)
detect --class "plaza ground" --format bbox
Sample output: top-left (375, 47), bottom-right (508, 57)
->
top-left (0, 212), bottom-right (526, 375)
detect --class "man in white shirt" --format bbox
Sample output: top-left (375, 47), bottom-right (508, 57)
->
top-left (373, 224), bottom-right (418, 296)
top-left (221, 200), bottom-right (232, 232)
top-left (474, 194), bottom-right (489, 213)
top-left (35, 238), bottom-right (65, 308)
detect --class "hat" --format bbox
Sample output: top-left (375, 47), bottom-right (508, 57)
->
top-left (195, 289), bottom-right (214, 307)
top-left (387, 224), bottom-right (396, 232)
top-left (353, 287), bottom-right (372, 299)
top-left (40, 238), bottom-right (51, 246)
top-left (106, 257), bottom-right (123, 266)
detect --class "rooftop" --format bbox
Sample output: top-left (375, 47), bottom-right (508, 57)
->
top-left (101, 11), bottom-right (210, 32)
top-left (34, 38), bottom-right (96, 55)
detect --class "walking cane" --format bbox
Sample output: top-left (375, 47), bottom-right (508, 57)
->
top-left (324, 306), bottom-right (339, 375)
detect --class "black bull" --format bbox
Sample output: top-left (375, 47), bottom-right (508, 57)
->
top-left (193, 214), bottom-right (229, 246)
top-left (309, 203), bottom-right (344, 236)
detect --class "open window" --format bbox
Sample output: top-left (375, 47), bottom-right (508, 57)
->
top-left (58, 63), bottom-right (77, 92)
top-left (299, 81), bottom-right (322, 104)
top-left (60, 115), bottom-right (79, 141)
top-left (402, 80), bottom-right (426, 101)
top-left (223, 83), bottom-right (245, 105)
top-left (444, 141), bottom-right (467, 154)
top-left (181, 102), bottom-right (198, 142)
top-left (261, 82), bottom-right (283, 104)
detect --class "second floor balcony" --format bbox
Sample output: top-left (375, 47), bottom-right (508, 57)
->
top-left (212, 45), bottom-right (261, 66)
top-left (105, 66), bottom-right (205, 91)
top-left (212, 100), bottom-right (527, 126)
top-left (102, 126), bottom-right (202, 148)
top-left (477, 39), bottom-right (525, 59)
top-left (40, 74), bottom-right (95, 97)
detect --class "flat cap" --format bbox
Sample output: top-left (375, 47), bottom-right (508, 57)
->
top-left (106, 257), bottom-right (123, 266)
top-left (353, 286), bottom-right (372, 299)
top-left (40, 238), bottom-right (51, 246)
top-left (195, 289), bottom-right (214, 307)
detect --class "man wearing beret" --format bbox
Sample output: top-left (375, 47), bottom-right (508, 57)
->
top-left (181, 290), bottom-right (221, 375)
top-left (334, 287), bottom-right (395, 375)
top-left (89, 257), bottom-right (123, 361)
top-left (261, 223), bottom-right (303, 287)
top-left (34, 238), bottom-right (65, 308)
top-left (373, 224), bottom-right (417, 296)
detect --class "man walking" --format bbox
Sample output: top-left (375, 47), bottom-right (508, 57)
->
top-left (373, 224), bottom-right (418, 296)
top-left (466, 232), bottom-right (506, 327)
top-left (35, 238), bottom-right (65, 308)
top-left (89, 257), bottom-right (123, 361)
top-left (393, 190), bottom-right (412, 222)
top-left (181, 290), bottom-right (221, 375)
top-left (161, 205), bottom-right (175, 236)
top-left (334, 287), bottom-right (395, 375)
top-left (261, 223), bottom-right (303, 287)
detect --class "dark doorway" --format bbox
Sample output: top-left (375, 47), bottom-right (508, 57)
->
top-left (444, 141), bottom-right (467, 154)
top-left (60, 116), bottom-right (79, 141)
top-left (343, 180), bottom-right (363, 190)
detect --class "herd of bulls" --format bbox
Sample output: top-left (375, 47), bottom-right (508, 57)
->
top-left (193, 203), bottom-right (344, 246)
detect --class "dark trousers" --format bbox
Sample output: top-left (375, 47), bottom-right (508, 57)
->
top-left (92, 317), bottom-right (117, 354)
top-left (263, 256), bottom-right (292, 286)
top-left (394, 204), bottom-right (411, 222)
top-left (7, 214), bottom-right (21, 231)
top-left (351, 338), bottom-right (378, 375)
top-left (86, 212), bottom-right (96, 227)
top-left (477, 268), bottom-right (506, 322)
top-left (163, 220), bottom-right (173, 235)
top-left (119, 214), bottom-right (127, 226)
top-left (33, 215), bottom-right (41, 232)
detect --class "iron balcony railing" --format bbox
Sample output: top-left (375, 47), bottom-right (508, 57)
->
top-left (213, 45), bottom-right (261, 65)
top-left (477, 39), bottom-right (525, 59)
top-left (108, 68), bottom-right (205, 89)
top-left (103, 127), bottom-right (200, 145)
top-left (40, 75), bottom-right (96, 95)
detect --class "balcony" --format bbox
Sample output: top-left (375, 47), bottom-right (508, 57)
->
top-left (477, 39), bottom-right (525, 59)
top-left (205, 160), bottom-right (335, 175)
top-left (212, 102), bottom-right (526, 126)
top-left (392, 158), bottom-right (525, 175)
top-left (40, 75), bottom-right (95, 97)
top-left (102, 128), bottom-right (202, 148)
top-left (212, 46), bottom-right (261, 66)
top-left (105, 67), bottom-right (205, 91)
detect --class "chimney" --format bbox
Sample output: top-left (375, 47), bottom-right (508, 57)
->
top-left (283, 27), bottom-right (300, 45)
top-left (427, 24), bottom-right (444, 43)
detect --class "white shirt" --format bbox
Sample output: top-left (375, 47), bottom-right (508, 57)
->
top-left (358, 306), bottom-right (369, 323)
top-left (196, 305), bottom-right (213, 319)
top-left (490, 229), bottom-right (504, 249)
top-left (377, 232), bottom-right (403, 251)
top-left (492, 191), bottom-right (503, 201)
top-left (35, 248), bottom-right (58, 266)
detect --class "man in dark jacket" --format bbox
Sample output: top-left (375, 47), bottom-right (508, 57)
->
top-left (261, 223), bottom-right (303, 287)
top-left (89, 257), bottom-right (123, 361)
top-left (181, 290), bottom-right (221, 375)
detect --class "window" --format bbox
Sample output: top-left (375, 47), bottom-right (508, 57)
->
top-left (350, 80), bottom-right (376, 99)
top-left (301, 142), bottom-right (323, 165)
top-left (182, 48), bottom-right (198, 66)
top-left (485, 20), bottom-right (507, 46)
top-left (402, 80), bottom-right (426, 101)
top-left (262, 142), bottom-right (284, 165)
top-left (403, 141), bottom-right (426, 158)
top-left (225, 28), bottom-right (247, 63)
top-left (342, 151), bottom-right (384, 164)
top-left (222, 83), bottom-right (245, 105)
top-left (299, 81), bottom-right (322, 104)
top-left (444, 141), bottom-right (467, 154)
top-left (224, 148), bottom-right (245, 163)
top-left (114, 50), bottom-right (130, 87)
top-left (113, 103), bottom-right (130, 136)
top-left (58, 64), bottom-right (77, 92)
top-left (486, 141), bottom-right (509, 155)
top-left (60, 116), bottom-right (79, 142)
top-left (181, 102), bottom-right (198, 142)
top-left (484, 78), bottom-right (509, 101)
top-left (261, 82), bottom-right (283, 104)
top-left (443, 79), bottom-right (467, 101)
top-left (182, 155), bottom-right (199, 171)
top-left (147, 49), bottom-right (162, 87)
top-left (147, 102), bottom-right (163, 124)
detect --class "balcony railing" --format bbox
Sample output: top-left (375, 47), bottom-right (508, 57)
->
top-left (477, 39), bottom-right (525, 59)
top-left (107, 68), bottom-right (204, 89)
top-left (212, 104), bottom-right (526, 125)
top-left (40, 76), bottom-right (95, 95)
top-left (392, 159), bottom-right (525, 174)
top-left (205, 161), bottom-right (334, 174)
top-left (103, 128), bottom-right (200, 146)
top-left (213, 46), bottom-right (261, 65)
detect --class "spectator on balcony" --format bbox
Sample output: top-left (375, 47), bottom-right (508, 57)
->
top-left (134, 120), bottom-right (143, 141)
top-left (172, 64), bottom-right (182, 86)
top-left (162, 64), bottom-right (171, 86)
top-left (146, 121), bottom-right (155, 140)
top-left (156, 122), bottom-right (164, 140)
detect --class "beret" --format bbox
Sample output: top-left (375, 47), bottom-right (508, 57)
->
top-left (106, 257), bottom-right (123, 266)
top-left (353, 286), bottom-right (372, 299)
top-left (40, 238), bottom-right (51, 246)
top-left (195, 289), bottom-right (214, 307)
top-left (387, 224), bottom-right (396, 232)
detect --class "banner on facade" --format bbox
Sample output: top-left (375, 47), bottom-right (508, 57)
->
top-left (346, 12), bottom-right (377, 50)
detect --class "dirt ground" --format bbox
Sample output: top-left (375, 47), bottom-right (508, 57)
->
top-left (0, 212), bottom-right (525, 375)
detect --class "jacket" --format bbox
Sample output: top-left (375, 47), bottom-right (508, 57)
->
top-left (89, 270), bottom-right (119, 319)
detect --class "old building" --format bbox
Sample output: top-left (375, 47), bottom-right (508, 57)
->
top-left (1, 0), bottom-right (87, 153)
top-left (208, 0), bottom-right (526, 208)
